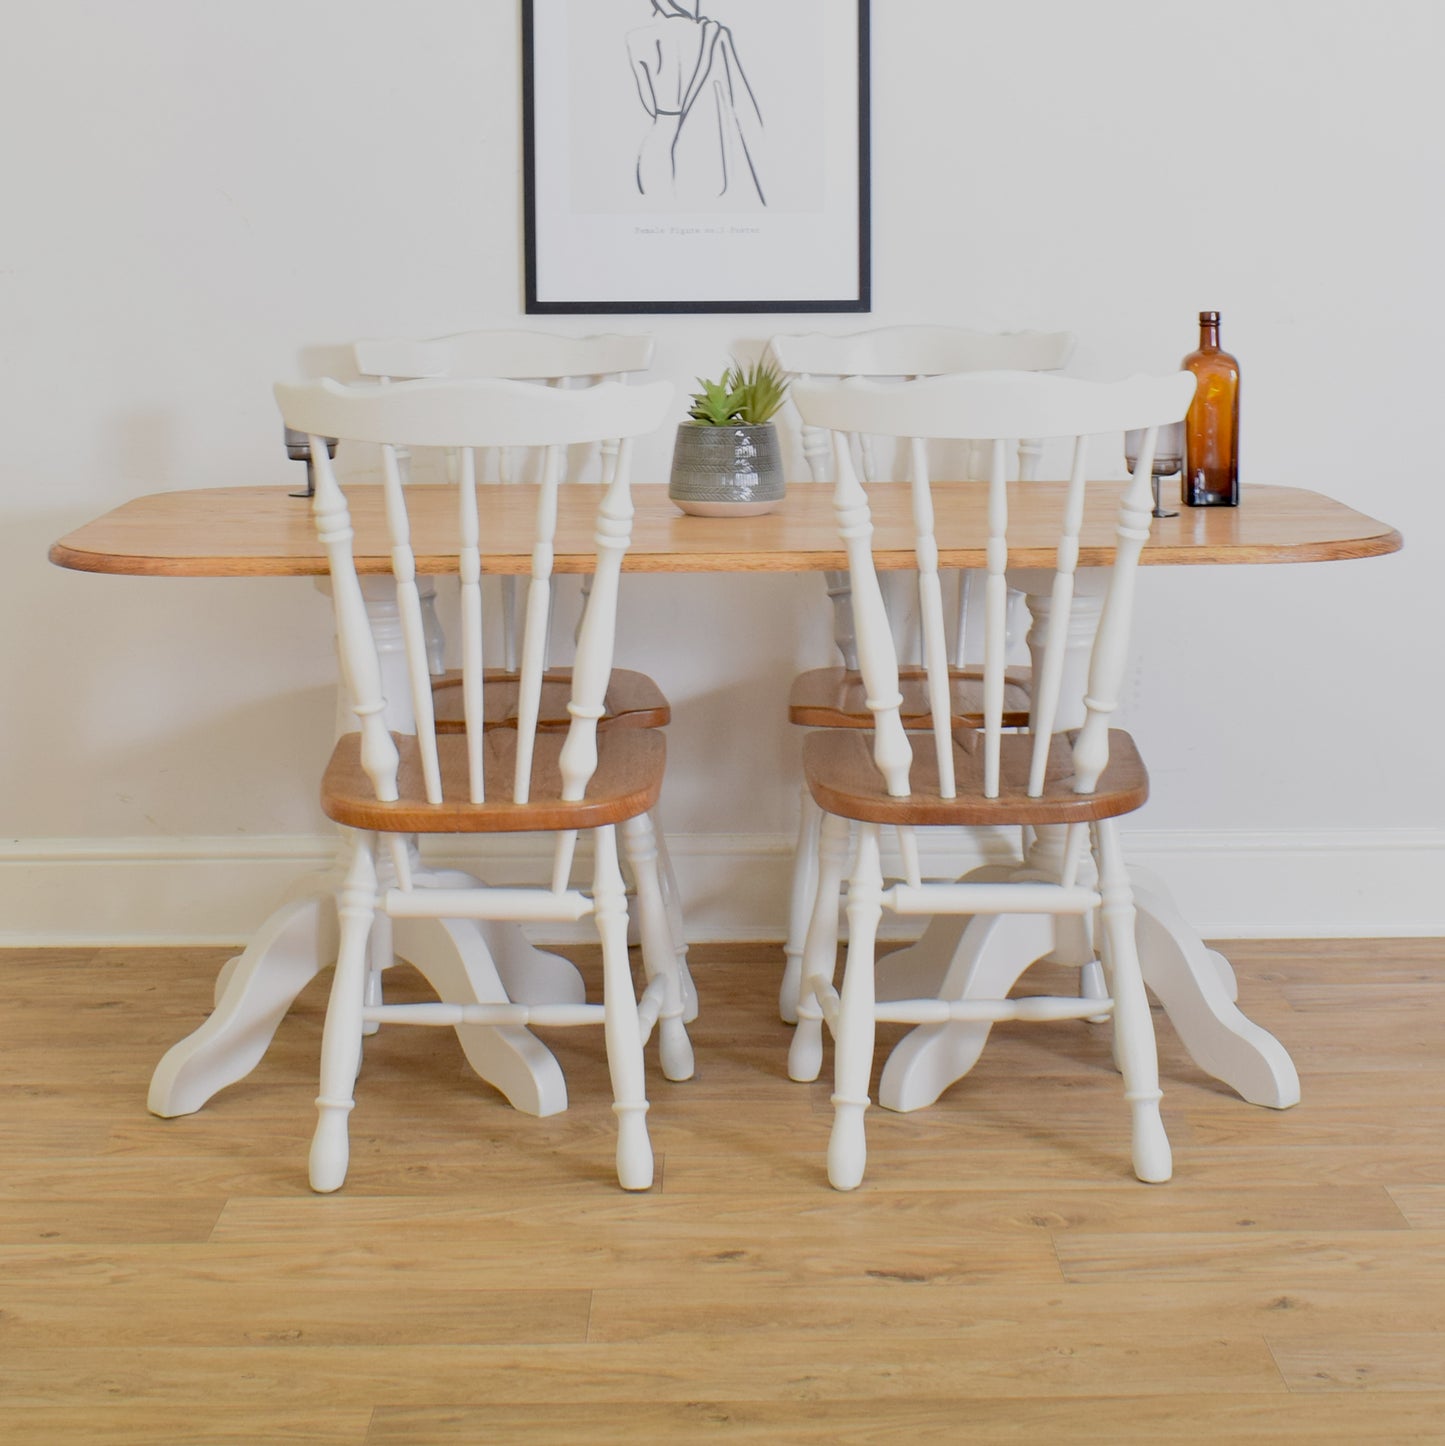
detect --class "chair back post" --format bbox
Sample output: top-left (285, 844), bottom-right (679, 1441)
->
top-left (982, 436), bottom-right (1011, 797)
top-left (510, 440), bottom-right (563, 804)
top-left (456, 444), bottom-right (486, 800)
top-left (791, 374), bottom-right (833, 485)
top-left (906, 434), bottom-right (955, 798)
top-left (307, 438), bottom-right (400, 804)
top-left (1024, 430), bottom-right (1091, 795)
top-left (560, 433), bottom-right (637, 802)
top-left (374, 438), bottom-right (446, 802)
top-left (830, 429), bottom-right (913, 798)
top-left (1071, 428), bottom-right (1160, 795)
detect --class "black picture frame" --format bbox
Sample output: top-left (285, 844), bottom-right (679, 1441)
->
top-left (522, 0), bottom-right (871, 315)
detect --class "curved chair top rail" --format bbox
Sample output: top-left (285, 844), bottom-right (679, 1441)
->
top-left (353, 329), bottom-right (656, 382)
top-left (792, 370), bottom-right (1196, 446)
top-left (769, 325), bottom-right (1075, 379)
top-left (274, 376), bottom-right (673, 451)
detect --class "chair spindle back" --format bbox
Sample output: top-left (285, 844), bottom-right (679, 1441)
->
top-left (353, 331), bottom-right (655, 669)
top-left (274, 376), bottom-right (672, 811)
top-left (791, 370), bottom-right (1196, 806)
top-left (771, 326), bottom-right (1076, 668)
top-left (771, 325), bottom-right (1076, 486)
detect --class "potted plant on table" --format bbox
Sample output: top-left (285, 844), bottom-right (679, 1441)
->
top-left (668, 359), bottom-right (789, 516)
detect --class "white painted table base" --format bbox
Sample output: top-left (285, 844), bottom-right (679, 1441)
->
top-left (147, 868), bottom-right (583, 1118)
top-left (147, 570), bottom-right (1302, 1120)
top-left (872, 574), bottom-right (1300, 1114)
top-left (148, 579), bottom-right (584, 1119)
top-left (872, 879), bottom-right (1300, 1113)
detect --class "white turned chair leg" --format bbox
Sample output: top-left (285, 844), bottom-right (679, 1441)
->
top-left (621, 813), bottom-right (694, 1082)
top-left (651, 815), bottom-right (698, 1023)
top-left (789, 810), bottom-right (851, 1084)
top-left (594, 826), bottom-right (654, 1191)
top-left (1080, 956), bottom-right (1109, 1014)
top-left (1093, 820), bottom-right (1171, 1184)
top-left (309, 834), bottom-right (378, 1194)
top-left (828, 823), bottom-right (883, 1192)
top-left (781, 786), bottom-right (823, 1023)
top-left (361, 911), bottom-right (392, 1039)
top-left (359, 836), bottom-right (420, 1038)
top-left (1050, 910), bottom-right (1110, 1026)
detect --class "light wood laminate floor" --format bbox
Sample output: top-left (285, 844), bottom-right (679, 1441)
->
top-left (2, 939), bottom-right (1443, 1444)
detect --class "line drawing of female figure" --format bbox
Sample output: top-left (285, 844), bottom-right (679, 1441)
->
top-left (626, 1), bottom-right (766, 207)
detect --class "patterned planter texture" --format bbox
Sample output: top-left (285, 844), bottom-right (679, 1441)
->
top-left (668, 422), bottom-right (786, 516)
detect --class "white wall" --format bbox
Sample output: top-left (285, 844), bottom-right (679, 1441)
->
top-left (4, 0), bottom-right (1442, 942)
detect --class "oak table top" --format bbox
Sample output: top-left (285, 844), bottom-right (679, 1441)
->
top-left (50, 482), bottom-right (1403, 578)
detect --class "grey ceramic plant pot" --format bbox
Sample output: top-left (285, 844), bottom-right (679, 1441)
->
top-left (668, 422), bottom-right (786, 516)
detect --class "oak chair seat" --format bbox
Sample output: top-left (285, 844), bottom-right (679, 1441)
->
top-left (322, 729), bottom-right (665, 834)
top-left (432, 667), bottom-right (670, 733)
top-left (788, 664), bottom-right (1031, 731)
top-left (802, 727), bottom-right (1147, 827)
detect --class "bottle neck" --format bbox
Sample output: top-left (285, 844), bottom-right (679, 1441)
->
top-left (1199, 319), bottom-right (1220, 349)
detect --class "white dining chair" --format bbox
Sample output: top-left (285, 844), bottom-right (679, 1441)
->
top-left (768, 325), bottom-right (1076, 1022)
top-left (787, 367), bottom-right (1195, 1189)
top-left (352, 328), bottom-right (695, 1021)
top-left (273, 373), bottom-right (692, 1193)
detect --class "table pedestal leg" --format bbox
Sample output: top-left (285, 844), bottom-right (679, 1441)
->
top-left (875, 884), bottom-right (1299, 1112)
top-left (878, 909), bottom-right (1056, 1112)
top-left (873, 572), bottom-right (1299, 1114)
top-left (390, 915), bottom-right (569, 1117)
top-left (148, 578), bottom-right (587, 1119)
top-left (147, 867), bottom-right (581, 1118)
top-left (410, 866), bottom-right (587, 1008)
top-left (1129, 872), bottom-right (1298, 1108)
top-left (149, 885), bottom-right (336, 1118)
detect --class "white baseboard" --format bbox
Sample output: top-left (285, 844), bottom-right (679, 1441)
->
top-left (1120, 827), bottom-right (1445, 938)
top-left (1, 827), bottom-right (1441, 947)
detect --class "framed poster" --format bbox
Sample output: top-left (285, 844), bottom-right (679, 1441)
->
top-left (522, 0), bottom-right (871, 314)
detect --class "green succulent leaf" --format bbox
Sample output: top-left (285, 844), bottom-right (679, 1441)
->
top-left (687, 376), bottom-right (745, 425)
top-left (733, 359), bottom-right (788, 425)
top-left (686, 359), bottom-right (789, 426)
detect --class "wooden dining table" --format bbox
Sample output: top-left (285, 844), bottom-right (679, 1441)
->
top-left (52, 480), bottom-right (1402, 1121)
top-left (52, 479), bottom-right (1398, 578)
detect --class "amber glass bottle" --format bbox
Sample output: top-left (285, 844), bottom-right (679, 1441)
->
top-left (1181, 311), bottom-right (1240, 506)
